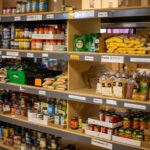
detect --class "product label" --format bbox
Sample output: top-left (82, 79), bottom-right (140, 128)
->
top-left (98, 12), bottom-right (108, 18)
top-left (70, 54), bottom-right (80, 60)
top-left (74, 10), bottom-right (95, 19)
top-left (14, 16), bottom-right (21, 21)
top-left (7, 52), bottom-right (19, 57)
top-left (27, 15), bottom-right (42, 21)
top-left (42, 53), bottom-right (49, 58)
top-left (85, 56), bottom-right (94, 61)
top-left (68, 95), bottom-right (86, 101)
top-left (106, 99), bottom-right (117, 105)
top-left (27, 53), bottom-right (34, 58)
top-left (91, 139), bottom-right (113, 150)
top-left (124, 103), bottom-right (146, 110)
top-left (93, 98), bottom-right (103, 104)
top-left (101, 56), bottom-right (124, 63)
top-left (39, 90), bottom-right (46, 96)
top-left (46, 14), bottom-right (54, 19)
top-left (130, 58), bottom-right (150, 63)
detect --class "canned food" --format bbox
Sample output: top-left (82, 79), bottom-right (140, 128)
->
top-left (118, 127), bottom-right (125, 137)
top-left (88, 124), bottom-right (94, 131)
top-left (136, 134), bottom-right (143, 141)
top-left (105, 114), bottom-right (110, 122)
top-left (133, 117), bottom-right (140, 129)
top-left (125, 128), bottom-right (132, 139)
top-left (101, 127), bottom-right (108, 134)
top-left (123, 117), bottom-right (131, 128)
top-left (94, 125), bottom-right (100, 132)
top-left (140, 117), bottom-right (148, 130)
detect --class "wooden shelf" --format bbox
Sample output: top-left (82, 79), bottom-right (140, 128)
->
top-left (0, 113), bottom-right (148, 150)
top-left (0, 82), bottom-right (150, 111)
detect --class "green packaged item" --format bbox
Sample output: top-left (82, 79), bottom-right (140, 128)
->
top-left (74, 35), bottom-right (89, 52)
top-left (7, 69), bottom-right (26, 84)
top-left (89, 33), bottom-right (101, 52)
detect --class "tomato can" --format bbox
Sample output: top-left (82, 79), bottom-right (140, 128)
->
top-left (88, 124), bottom-right (94, 131)
top-left (125, 128), bottom-right (132, 139)
top-left (101, 127), bottom-right (108, 134)
top-left (133, 117), bottom-right (140, 129)
top-left (105, 114), bottom-right (110, 122)
top-left (123, 117), bottom-right (131, 128)
top-left (118, 127), bottom-right (125, 137)
top-left (94, 125), bottom-right (100, 132)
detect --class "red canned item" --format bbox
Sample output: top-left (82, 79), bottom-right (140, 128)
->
top-left (109, 115), bottom-right (119, 123)
top-left (101, 127), bottom-right (108, 134)
top-left (94, 125), bottom-right (100, 132)
top-left (99, 110), bottom-right (105, 121)
top-left (21, 108), bottom-right (27, 116)
top-left (88, 124), bottom-right (94, 131)
top-left (105, 114), bottom-right (110, 122)
top-left (133, 117), bottom-right (140, 129)
top-left (123, 117), bottom-right (131, 128)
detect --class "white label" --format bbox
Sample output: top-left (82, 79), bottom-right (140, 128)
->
top-left (27, 53), bottom-right (34, 58)
top-left (68, 95), bottom-right (86, 101)
top-left (85, 56), bottom-right (94, 61)
top-left (46, 14), bottom-right (54, 19)
top-left (42, 53), bottom-right (49, 58)
top-left (91, 139), bottom-right (112, 150)
top-left (106, 100), bottom-right (117, 105)
top-left (0, 51), bottom-right (2, 55)
top-left (39, 90), bottom-right (46, 96)
top-left (74, 11), bottom-right (94, 18)
top-left (93, 98), bottom-right (103, 104)
top-left (130, 58), bottom-right (150, 63)
top-left (101, 56), bottom-right (124, 63)
top-left (27, 15), bottom-right (42, 21)
top-left (7, 52), bottom-right (19, 57)
top-left (19, 86), bottom-right (25, 91)
top-left (124, 103), bottom-right (146, 110)
top-left (14, 16), bottom-right (21, 21)
top-left (98, 12), bottom-right (108, 18)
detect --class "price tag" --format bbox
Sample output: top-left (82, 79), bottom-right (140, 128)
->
top-left (91, 139), bottom-right (112, 150)
top-left (85, 56), bottom-right (94, 61)
top-left (98, 12), bottom-right (108, 18)
top-left (106, 100), bottom-right (117, 106)
top-left (39, 90), bottom-right (46, 96)
top-left (101, 56), bottom-right (124, 63)
top-left (74, 10), bottom-right (94, 19)
top-left (19, 86), bottom-right (25, 91)
top-left (124, 103), bottom-right (146, 110)
top-left (68, 95), bottom-right (86, 101)
top-left (42, 53), bottom-right (49, 58)
top-left (70, 54), bottom-right (80, 60)
top-left (46, 14), bottom-right (54, 19)
top-left (93, 98), bottom-right (103, 104)
top-left (14, 16), bottom-right (21, 21)
top-left (7, 52), bottom-right (19, 57)
top-left (27, 15), bottom-right (42, 21)
top-left (130, 58), bottom-right (150, 63)
top-left (27, 53), bottom-right (34, 58)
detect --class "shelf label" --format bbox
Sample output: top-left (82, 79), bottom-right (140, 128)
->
top-left (27, 53), bottom-right (34, 58)
top-left (68, 95), bottom-right (86, 101)
top-left (19, 86), bottom-right (25, 92)
top-left (74, 10), bottom-right (94, 19)
top-left (27, 15), bottom-right (42, 21)
top-left (101, 56), bottom-right (124, 63)
top-left (39, 90), bottom-right (46, 96)
top-left (7, 51), bottom-right (19, 57)
top-left (42, 53), bottom-right (49, 58)
top-left (106, 100), bottom-right (117, 106)
top-left (85, 56), bottom-right (94, 61)
top-left (98, 12), bottom-right (108, 18)
top-left (46, 14), bottom-right (54, 19)
top-left (93, 98), bottom-right (103, 104)
top-left (91, 139), bottom-right (112, 150)
top-left (124, 103), bottom-right (146, 110)
top-left (130, 58), bottom-right (150, 63)
top-left (0, 51), bottom-right (2, 55)
top-left (70, 54), bottom-right (80, 60)
top-left (14, 16), bottom-right (21, 21)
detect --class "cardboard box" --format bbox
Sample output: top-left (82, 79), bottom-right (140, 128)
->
top-left (65, 0), bottom-right (81, 10)
top-left (142, 141), bottom-right (150, 149)
top-left (112, 135), bottom-right (141, 147)
top-left (82, 0), bottom-right (102, 10)
top-left (85, 130), bottom-right (112, 140)
top-left (141, 0), bottom-right (150, 6)
top-left (144, 129), bottom-right (150, 136)
top-left (102, 0), bottom-right (119, 8)
top-left (49, 0), bottom-right (64, 12)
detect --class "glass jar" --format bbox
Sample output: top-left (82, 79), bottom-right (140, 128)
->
top-left (36, 40), bottom-right (43, 50)
top-left (70, 117), bottom-right (78, 130)
top-left (31, 40), bottom-right (36, 50)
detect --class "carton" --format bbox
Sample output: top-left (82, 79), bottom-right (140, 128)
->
top-left (102, 0), bottom-right (119, 8)
top-left (82, 0), bottom-right (102, 10)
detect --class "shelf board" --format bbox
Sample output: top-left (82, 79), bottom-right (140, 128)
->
top-left (0, 141), bottom-right (14, 150)
top-left (0, 7), bottom-right (150, 22)
top-left (0, 113), bottom-right (147, 150)
top-left (0, 82), bottom-right (150, 111)
top-left (1, 49), bottom-right (150, 64)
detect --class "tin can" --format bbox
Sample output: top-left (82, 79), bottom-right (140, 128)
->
top-left (125, 128), bottom-right (132, 139)
top-left (88, 124), bottom-right (94, 131)
top-left (133, 117), bottom-right (140, 129)
top-left (140, 117), bottom-right (148, 130)
top-left (123, 117), bottom-right (131, 128)
top-left (136, 134), bottom-right (143, 141)
top-left (70, 117), bottom-right (78, 130)
top-left (11, 107), bottom-right (16, 115)
top-left (94, 125), bottom-right (100, 132)
top-left (118, 127), bottom-right (125, 137)
top-left (132, 130), bottom-right (138, 139)
top-left (101, 127), bottom-right (108, 134)
top-left (21, 108), bottom-right (27, 116)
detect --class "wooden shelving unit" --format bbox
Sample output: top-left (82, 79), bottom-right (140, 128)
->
top-left (0, 0), bottom-right (150, 149)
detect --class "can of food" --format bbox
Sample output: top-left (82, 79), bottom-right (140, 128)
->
top-left (132, 130), bottom-right (138, 139)
top-left (94, 125), bottom-right (100, 132)
top-left (105, 114), bottom-right (110, 122)
top-left (11, 107), bottom-right (16, 115)
top-left (40, 138), bottom-right (46, 148)
top-left (39, 0), bottom-right (48, 12)
top-left (125, 128), bottom-right (132, 139)
top-left (133, 117), bottom-right (140, 129)
top-left (118, 127), bottom-right (125, 137)
top-left (88, 124), bottom-right (94, 131)
top-left (21, 108), bottom-right (27, 116)
top-left (140, 117), bottom-right (148, 130)
top-left (99, 110), bottom-right (105, 121)
top-left (136, 134), bottom-right (143, 141)
top-left (101, 127), bottom-right (108, 134)
top-left (123, 117), bottom-right (131, 128)
top-left (37, 114), bottom-right (43, 120)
